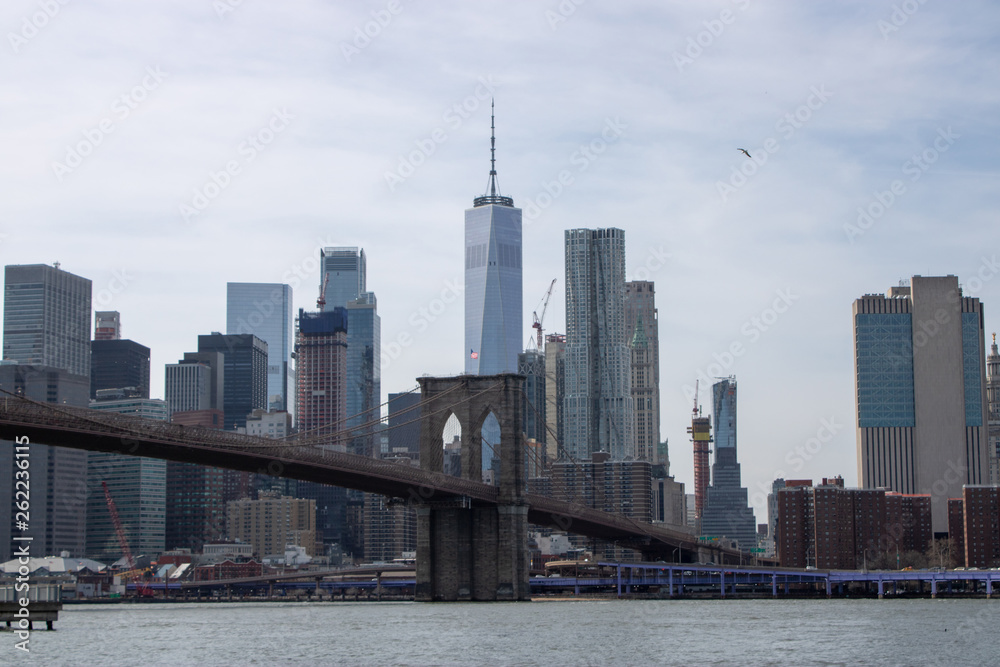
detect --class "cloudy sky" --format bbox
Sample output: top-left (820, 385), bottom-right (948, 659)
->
top-left (3, 1), bottom-right (998, 519)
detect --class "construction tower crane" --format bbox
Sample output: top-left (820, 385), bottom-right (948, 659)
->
top-left (532, 279), bottom-right (557, 350)
top-left (317, 273), bottom-right (329, 310)
top-left (102, 481), bottom-right (151, 597)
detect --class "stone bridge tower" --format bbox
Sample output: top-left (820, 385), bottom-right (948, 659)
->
top-left (415, 373), bottom-right (530, 601)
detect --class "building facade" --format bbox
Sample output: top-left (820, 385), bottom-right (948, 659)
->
top-left (91, 339), bottom-right (150, 400)
top-left (197, 333), bottom-right (268, 431)
top-left (987, 334), bottom-right (1000, 484)
top-left (543, 333), bottom-right (565, 464)
top-left (700, 377), bottom-right (757, 551)
top-left (518, 350), bottom-right (546, 446)
top-left (226, 493), bottom-right (317, 558)
top-left (464, 112), bottom-right (522, 377)
top-left (387, 391), bottom-right (422, 457)
top-left (295, 308), bottom-right (348, 440)
top-left (563, 228), bottom-right (633, 461)
top-left (853, 276), bottom-right (990, 534)
top-left (625, 281), bottom-right (660, 463)
top-left (226, 283), bottom-right (294, 415)
top-left (86, 399), bottom-right (168, 562)
top-left (94, 311), bottom-right (121, 340)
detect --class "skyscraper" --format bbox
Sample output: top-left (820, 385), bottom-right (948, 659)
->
top-left (320, 248), bottom-right (380, 457)
top-left (3, 263), bottom-right (92, 375)
top-left (464, 105), bottom-right (522, 376)
top-left (518, 349), bottom-right (546, 445)
top-left (987, 333), bottom-right (1000, 484)
top-left (197, 333), bottom-right (268, 431)
top-left (700, 376), bottom-right (757, 551)
top-left (0, 365), bottom-right (90, 561)
top-left (625, 281), bottom-right (659, 463)
top-left (226, 283), bottom-right (294, 414)
top-left (87, 398), bottom-right (168, 562)
top-left (853, 275), bottom-right (990, 533)
top-left (543, 333), bottom-right (566, 464)
top-left (91, 338), bottom-right (150, 400)
top-left (295, 308), bottom-right (348, 439)
top-left (563, 228), bottom-right (634, 461)
top-left (94, 311), bottom-right (121, 340)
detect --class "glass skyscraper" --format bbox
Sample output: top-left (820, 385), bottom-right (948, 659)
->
top-left (563, 228), bottom-right (634, 461)
top-left (226, 282), bottom-right (294, 415)
top-left (464, 108), bottom-right (522, 377)
top-left (700, 376), bottom-right (757, 551)
top-left (853, 275), bottom-right (990, 534)
top-left (197, 333), bottom-right (268, 430)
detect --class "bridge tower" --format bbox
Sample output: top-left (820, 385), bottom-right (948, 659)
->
top-left (415, 373), bottom-right (530, 601)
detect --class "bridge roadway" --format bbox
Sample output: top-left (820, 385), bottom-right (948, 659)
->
top-left (0, 397), bottom-right (747, 563)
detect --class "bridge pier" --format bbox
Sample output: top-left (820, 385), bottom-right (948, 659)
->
top-left (415, 375), bottom-right (530, 602)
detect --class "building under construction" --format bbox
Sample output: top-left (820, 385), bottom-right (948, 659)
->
top-left (295, 307), bottom-right (348, 441)
top-left (687, 387), bottom-right (712, 529)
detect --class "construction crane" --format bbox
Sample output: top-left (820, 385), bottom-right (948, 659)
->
top-left (102, 481), bottom-right (151, 598)
top-left (532, 279), bottom-right (557, 350)
top-left (687, 380), bottom-right (713, 522)
top-left (317, 273), bottom-right (329, 310)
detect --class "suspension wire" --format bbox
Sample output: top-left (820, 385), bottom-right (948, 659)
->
top-left (284, 384), bottom-right (423, 441)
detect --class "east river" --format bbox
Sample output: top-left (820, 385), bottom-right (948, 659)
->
top-left (6, 598), bottom-right (998, 666)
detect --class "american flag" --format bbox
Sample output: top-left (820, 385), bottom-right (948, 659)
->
top-left (470, 349), bottom-right (478, 359)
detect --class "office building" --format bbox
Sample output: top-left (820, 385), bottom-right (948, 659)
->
top-left (0, 365), bottom-right (89, 561)
top-left (344, 292), bottom-right (381, 457)
top-left (226, 493), bottom-right (317, 558)
top-left (700, 377), bottom-right (757, 551)
top-left (563, 228), bottom-right (633, 461)
top-left (387, 391), bottom-right (422, 457)
top-left (3, 263), bottom-right (91, 376)
top-left (94, 311), bottom-right (121, 340)
top-left (165, 460), bottom-right (225, 553)
top-left (464, 108), bottom-right (522, 376)
top-left (518, 350), bottom-right (546, 445)
top-left (853, 276), bottom-right (990, 533)
top-left (544, 333), bottom-right (565, 464)
top-left (91, 338), bottom-right (150, 400)
top-left (226, 283), bottom-right (295, 414)
top-left (362, 491), bottom-right (416, 563)
top-left (625, 281), bottom-right (660, 463)
top-left (197, 333), bottom-right (268, 431)
top-left (321, 247), bottom-right (366, 315)
top-left (165, 357), bottom-right (215, 415)
top-left (86, 399), bottom-right (168, 562)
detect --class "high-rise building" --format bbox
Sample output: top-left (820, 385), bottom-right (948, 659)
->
top-left (295, 309), bottom-right (348, 439)
top-left (776, 478), bottom-right (932, 569)
top-left (344, 292), bottom-right (381, 457)
top-left (94, 311), bottom-right (121, 340)
top-left (464, 107), bottom-right (522, 376)
top-left (86, 398), bottom-right (168, 562)
top-left (226, 493), bottom-right (317, 559)
top-left (3, 263), bottom-right (92, 376)
top-left (853, 276), bottom-right (990, 533)
top-left (0, 365), bottom-right (90, 561)
top-left (563, 228), bottom-right (633, 461)
top-left (226, 283), bottom-right (294, 415)
top-left (544, 333), bottom-right (565, 464)
top-left (518, 350), bottom-right (546, 445)
top-left (949, 486), bottom-right (1000, 568)
top-left (318, 249), bottom-right (380, 457)
top-left (321, 247), bottom-right (366, 313)
top-left (987, 334), bottom-right (1000, 485)
top-left (387, 391), bottom-right (422, 457)
top-left (91, 339), bottom-right (150, 400)
top-left (197, 333), bottom-right (268, 431)
top-left (700, 377), bottom-right (757, 551)
top-left (625, 281), bottom-right (660, 463)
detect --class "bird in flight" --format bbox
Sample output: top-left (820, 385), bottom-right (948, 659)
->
top-left (737, 148), bottom-right (752, 158)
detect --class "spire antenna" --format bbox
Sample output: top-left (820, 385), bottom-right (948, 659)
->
top-left (473, 99), bottom-right (513, 208)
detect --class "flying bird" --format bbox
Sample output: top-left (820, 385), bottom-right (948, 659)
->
top-left (737, 148), bottom-right (751, 158)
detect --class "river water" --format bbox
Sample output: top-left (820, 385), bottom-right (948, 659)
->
top-left (6, 598), bottom-right (998, 666)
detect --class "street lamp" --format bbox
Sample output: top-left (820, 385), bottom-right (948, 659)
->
top-left (672, 547), bottom-right (680, 564)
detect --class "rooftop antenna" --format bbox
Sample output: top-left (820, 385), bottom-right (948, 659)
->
top-left (473, 99), bottom-right (513, 207)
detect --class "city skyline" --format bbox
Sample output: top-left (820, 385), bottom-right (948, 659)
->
top-left (2, 3), bottom-right (999, 525)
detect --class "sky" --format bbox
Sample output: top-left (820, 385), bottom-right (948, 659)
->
top-left (2, 1), bottom-right (999, 522)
